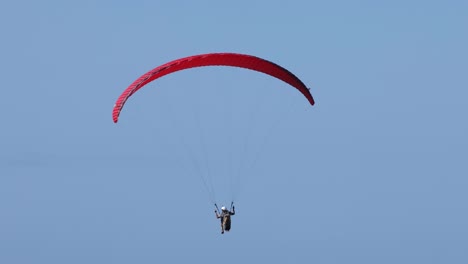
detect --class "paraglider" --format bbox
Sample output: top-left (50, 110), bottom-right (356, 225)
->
top-left (112, 52), bottom-right (314, 123)
top-left (112, 52), bottom-right (315, 234)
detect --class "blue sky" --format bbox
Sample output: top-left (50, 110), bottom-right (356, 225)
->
top-left (1, 0), bottom-right (467, 263)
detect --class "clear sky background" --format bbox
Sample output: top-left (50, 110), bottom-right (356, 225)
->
top-left (1, 0), bottom-right (467, 263)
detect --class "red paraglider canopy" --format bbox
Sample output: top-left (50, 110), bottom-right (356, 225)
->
top-left (113, 52), bottom-right (314, 123)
